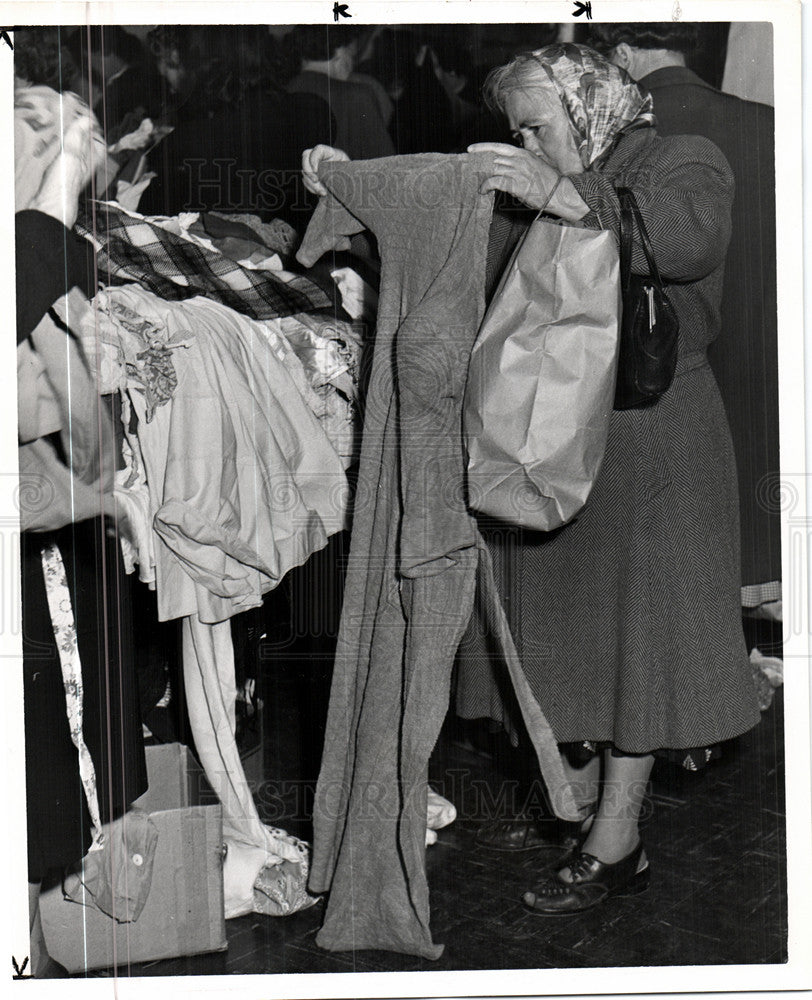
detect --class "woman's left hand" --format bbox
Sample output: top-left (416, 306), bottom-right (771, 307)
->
top-left (467, 142), bottom-right (561, 211)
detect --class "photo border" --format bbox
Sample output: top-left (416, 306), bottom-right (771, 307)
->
top-left (1, 2), bottom-right (808, 997)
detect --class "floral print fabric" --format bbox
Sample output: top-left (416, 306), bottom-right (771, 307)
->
top-left (253, 833), bottom-right (316, 916)
top-left (40, 542), bottom-right (103, 846)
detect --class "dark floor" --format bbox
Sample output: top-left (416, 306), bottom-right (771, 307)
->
top-left (91, 692), bottom-right (786, 978)
top-left (81, 543), bottom-right (787, 977)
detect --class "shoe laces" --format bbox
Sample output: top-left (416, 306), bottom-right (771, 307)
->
top-left (535, 855), bottom-right (595, 897)
top-left (566, 852), bottom-right (598, 883)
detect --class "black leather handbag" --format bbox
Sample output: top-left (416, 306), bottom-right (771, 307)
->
top-left (613, 186), bottom-right (679, 410)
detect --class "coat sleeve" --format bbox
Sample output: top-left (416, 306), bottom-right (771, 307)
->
top-left (16, 210), bottom-right (95, 344)
top-left (569, 134), bottom-right (734, 283)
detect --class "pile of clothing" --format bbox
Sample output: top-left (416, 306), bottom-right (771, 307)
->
top-left (75, 199), bottom-right (366, 917)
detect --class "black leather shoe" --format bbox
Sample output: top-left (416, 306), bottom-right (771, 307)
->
top-left (522, 840), bottom-right (650, 915)
top-left (475, 810), bottom-right (594, 854)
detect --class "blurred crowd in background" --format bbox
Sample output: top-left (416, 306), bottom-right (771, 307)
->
top-left (13, 23), bottom-right (760, 230)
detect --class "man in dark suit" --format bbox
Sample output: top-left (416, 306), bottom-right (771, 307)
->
top-left (590, 23), bottom-right (780, 612)
top-left (286, 26), bottom-right (395, 161)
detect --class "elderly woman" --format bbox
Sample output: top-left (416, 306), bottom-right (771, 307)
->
top-left (303, 43), bottom-right (760, 918)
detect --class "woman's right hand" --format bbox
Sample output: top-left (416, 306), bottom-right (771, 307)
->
top-left (302, 145), bottom-right (351, 197)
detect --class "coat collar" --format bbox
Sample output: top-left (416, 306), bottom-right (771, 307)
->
top-left (640, 65), bottom-right (718, 94)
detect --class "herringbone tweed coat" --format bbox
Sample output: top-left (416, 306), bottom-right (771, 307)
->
top-left (457, 128), bottom-right (762, 753)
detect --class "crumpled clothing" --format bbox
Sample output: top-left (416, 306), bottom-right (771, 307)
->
top-left (114, 468), bottom-right (156, 587)
top-left (276, 313), bottom-right (356, 389)
top-left (88, 281), bottom-right (361, 466)
top-left (114, 301), bottom-right (190, 421)
top-left (425, 788), bottom-right (456, 846)
top-left (253, 843), bottom-right (319, 917)
top-left (107, 117), bottom-right (160, 154)
top-left (274, 312), bottom-right (362, 468)
top-left (106, 284), bottom-right (348, 623)
top-left (330, 266), bottom-right (379, 323)
top-left (191, 211), bottom-right (299, 259)
top-left (161, 213), bottom-right (281, 271)
top-left (750, 646), bottom-right (784, 711)
top-left (183, 616), bottom-right (317, 920)
top-left (299, 154), bottom-right (580, 963)
top-left (221, 835), bottom-right (318, 919)
top-left (426, 788), bottom-right (457, 831)
top-left (79, 287), bottom-right (193, 412)
top-left (115, 171), bottom-right (157, 214)
top-left (75, 201), bottom-right (332, 323)
top-left (149, 211), bottom-right (282, 272)
top-left (76, 335), bottom-right (128, 397)
top-left (112, 391), bottom-right (157, 587)
top-left (62, 808), bottom-right (159, 923)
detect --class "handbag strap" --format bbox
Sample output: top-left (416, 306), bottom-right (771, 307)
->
top-left (617, 188), bottom-right (634, 294)
top-left (616, 186), bottom-right (666, 290)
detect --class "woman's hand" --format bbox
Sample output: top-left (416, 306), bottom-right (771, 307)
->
top-left (467, 142), bottom-right (561, 210)
top-left (302, 145), bottom-right (351, 197)
top-left (467, 142), bottom-right (589, 221)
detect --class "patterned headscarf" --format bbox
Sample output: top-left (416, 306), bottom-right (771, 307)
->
top-left (487, 43), bottom-right (655, 170)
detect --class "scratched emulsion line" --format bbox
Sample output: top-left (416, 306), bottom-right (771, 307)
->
top-left (73, 26), bottom-right (122, 978)
top-left (87, 34), bottom-right (135, 972)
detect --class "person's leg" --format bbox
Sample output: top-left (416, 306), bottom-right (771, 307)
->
top-left (561, 750), bottom-right (601, 819)
top-left (567, 749), bottom-right (653, 870)
top-left (522, 750), bottom-right (653, 913)
top-left (475, 748), bottom-right (600, 851)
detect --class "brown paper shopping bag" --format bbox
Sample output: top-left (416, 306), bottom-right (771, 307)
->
top-left (464, 219), bottom-right (621, 530)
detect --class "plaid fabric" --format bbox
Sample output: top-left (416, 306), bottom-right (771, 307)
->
top-left (741, 580), bottom-right (782, 608)
top-left (75, 202), bottom-right (332, 320)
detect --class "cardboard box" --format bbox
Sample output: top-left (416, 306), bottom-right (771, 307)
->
top-left (40, 743), bottom-right (227, 972)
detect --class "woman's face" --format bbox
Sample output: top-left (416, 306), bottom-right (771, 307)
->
top-left (504, 84), bottom-right (584, 175)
